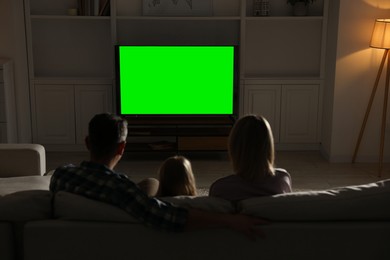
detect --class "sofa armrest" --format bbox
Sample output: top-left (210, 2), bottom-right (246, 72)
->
top-left (0, 144), bottom-right (46, 177)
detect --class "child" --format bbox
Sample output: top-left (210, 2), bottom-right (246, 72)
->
top-left (157, 155), bottom-right (197, 197)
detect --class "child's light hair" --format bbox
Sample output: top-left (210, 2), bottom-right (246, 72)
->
top-left (157, 156), bottom-right (197, 197)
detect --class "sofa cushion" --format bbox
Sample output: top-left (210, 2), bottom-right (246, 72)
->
top-left (54, 191), bottom-right (139, 223)
top-left (0, 176), bottom-right (50, 196)
top-left (161, 196), bottom-right (234, 213)
top-left (0, 190), bottom-right (52, 221)
top-left (238, 179), bottom-right (390, 221)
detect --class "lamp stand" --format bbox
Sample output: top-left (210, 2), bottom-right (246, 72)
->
top-left (352, 49), bottom-right (390, 177)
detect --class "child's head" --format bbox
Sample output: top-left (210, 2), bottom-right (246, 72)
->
top-left (228, 114), bottom-right (275, 181)
top-left (157, 155), bottom-right (197, 197)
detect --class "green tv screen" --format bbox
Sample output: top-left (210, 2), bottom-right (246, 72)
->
top-left (116, 45), bottom-right (237, 116)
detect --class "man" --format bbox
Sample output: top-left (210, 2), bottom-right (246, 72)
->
top-left (50, 113), bottom-right (266, 238)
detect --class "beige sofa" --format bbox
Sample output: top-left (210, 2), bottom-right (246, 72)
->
top-left (1, 144), bottom-right (390, 260)
top-left (0, 143), bottom-right (48, 260)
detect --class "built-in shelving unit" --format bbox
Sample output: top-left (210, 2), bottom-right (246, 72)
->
top-left (0, 59), bottom-right (17, 143)
top-left (23, 0), bottom-right (329, 151)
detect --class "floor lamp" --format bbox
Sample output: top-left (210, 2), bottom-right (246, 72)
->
top-left (352, 19), bottom-right (390, 177)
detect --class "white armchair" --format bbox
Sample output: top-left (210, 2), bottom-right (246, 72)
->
top-left (0, 144), bottom-right (46, 177)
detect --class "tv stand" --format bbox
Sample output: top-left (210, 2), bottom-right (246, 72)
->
top-left (125, 117), bottom-right (235, 153)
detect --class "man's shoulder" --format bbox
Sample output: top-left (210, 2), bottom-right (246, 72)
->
top-left (54, 161), bottom-right (104, 174)
top-left (50, 164), bottom-right (83, 183)
top-left (53, 163), bottom-right (78, 174)
top-left (52, 161), bottom-right (130, 184)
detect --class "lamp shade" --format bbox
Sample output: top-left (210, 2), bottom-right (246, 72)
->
top-left (370, 19), bottom-right (390, 49)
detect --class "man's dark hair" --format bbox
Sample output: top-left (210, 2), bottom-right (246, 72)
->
top-left (88, 113), bottom-right (128, 159)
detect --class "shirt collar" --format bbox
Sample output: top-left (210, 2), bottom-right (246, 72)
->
top-left (80, 160), bottom-right (113, 173)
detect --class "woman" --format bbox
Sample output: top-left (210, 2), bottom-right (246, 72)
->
top-left (209, 115), bottom-right (292, 201)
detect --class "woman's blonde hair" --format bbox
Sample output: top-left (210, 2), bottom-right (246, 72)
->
top-left (157, 156), bottom-right (197, 197)
top-left (228, 115), bottom-right (275, 181)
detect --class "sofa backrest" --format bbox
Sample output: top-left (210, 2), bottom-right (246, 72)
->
top-left (53, 191), bottom-right (139, 222)
top-left (52, 179), bottom-right (390, 222)
top-left (238, 179), bottom-right (390, 221)
top-left (53, 191), bottom-right (235, 223)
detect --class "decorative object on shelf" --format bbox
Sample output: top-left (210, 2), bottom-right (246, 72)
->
top-left (253, 0), bottom-right (270, 17)
top-left (142, 0), bottom-right (212, 16)
top-left (148, 141), bottom-right (176, 151)
top-left (98, 0), bottom-right (110, 16)
top-left (77, 0), bottom-right (110, 16)
top-left (67, 8), bottom-right (78, 16)
top-left (352, 19), bottom-right (390, 177)
top-left (286, 0), bottom-right (315, 16)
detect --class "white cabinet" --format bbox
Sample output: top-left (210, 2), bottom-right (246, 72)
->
top-left (243, 84), bottom-right (281, 142)
top-left (281, 84), bottom-right (319, 143)
top-left (34, 84), bottom-right (76, 144)
top-left (33, 83), bottom-right (112, 145)
top-left (243, 81), bottom-right (320, 144)
top-left (75, 85), bottom-right (113, 144)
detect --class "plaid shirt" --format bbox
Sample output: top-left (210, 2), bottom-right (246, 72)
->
top-left (50, 161), bottom-right (188, 232)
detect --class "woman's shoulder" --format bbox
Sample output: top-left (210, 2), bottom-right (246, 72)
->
top-left (274, 168), bottom-right (291, 178)
top-left (210, 174), bottom-right (239, 186)
top-left (209, 174), bottom-right (254, 200)
top-left (209, 174), bottom-right (242, 192)
top-left (272, 168), bottom-right (292, 192)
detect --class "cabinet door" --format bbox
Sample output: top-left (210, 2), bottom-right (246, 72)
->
top-left (75, 85), bottom-right (113, 144)
top-left (280, 84), bottom-right (319, 143)
top-left (34, 84), bottom-right (75, 144)
top-left (243, 84), bottom-right (281, 142)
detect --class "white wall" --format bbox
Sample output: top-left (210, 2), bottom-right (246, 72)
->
top-left (328, 0), bottom-right (390, 162)
top-left (0, 0), bottom-right (32, 143)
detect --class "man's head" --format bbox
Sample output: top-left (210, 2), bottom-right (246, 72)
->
top-left (86, 113), bottom-right (128, 161)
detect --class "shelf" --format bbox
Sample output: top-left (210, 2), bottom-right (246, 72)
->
top-left (127, 137), bottom-right (229, 152)
top-left (115, 15), bottom-right (322, 21)
top-left (243, 77), bottom-right (323, 84)
top-left (30, 15), bottom-right (110, 20)
top-left (178, 136), bottom-right (228, 151)
top-left (116, 16), bottom-right (241, 21)
top-left (129, 126), bottom-right (231, 136)
top-left (126, 142), bottom-right (177, 152)
top-left (126, 116), bottom-right (236, 125)
top-left (244, 16), bottom-right (323, 21)
top-left (32, 77), bottom-right (113, 84)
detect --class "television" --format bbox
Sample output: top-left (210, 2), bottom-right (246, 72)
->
top-left (115, 45), bottom-right (238, 118)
